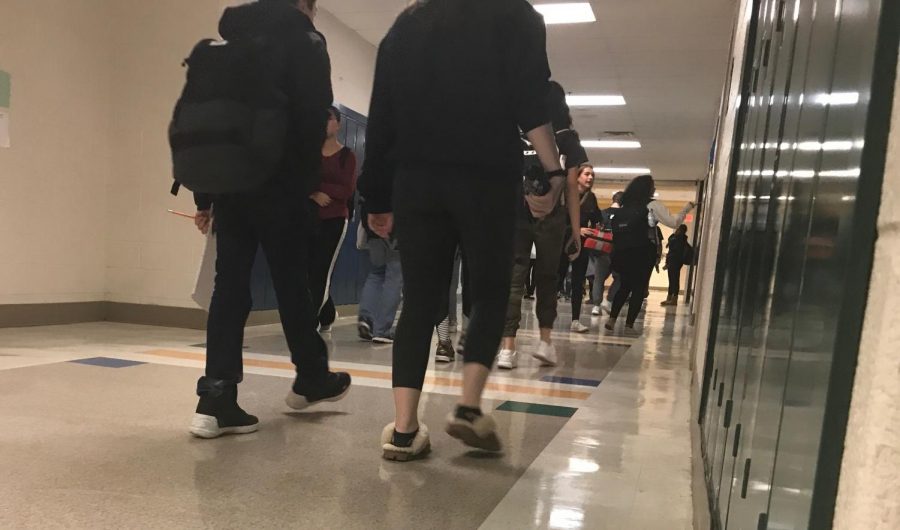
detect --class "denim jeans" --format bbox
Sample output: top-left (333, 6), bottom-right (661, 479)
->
top-left (591, 252), bottom-right (612, 303)
top-left (358, 239), bottom-right (403, 337)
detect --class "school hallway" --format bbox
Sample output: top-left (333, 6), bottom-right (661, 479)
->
top-left (0, 294), bottom-right (696, 530)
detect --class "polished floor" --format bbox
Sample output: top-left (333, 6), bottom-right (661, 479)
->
top-left (0, 294), bottom-right (695, 529)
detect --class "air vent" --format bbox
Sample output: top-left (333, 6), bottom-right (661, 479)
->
top-left (603, 131), bottom-right (636, 137)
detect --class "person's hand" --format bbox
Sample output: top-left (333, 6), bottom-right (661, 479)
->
top-left (310, 192), bottom-right (333, 208)
top-left (580, 227), bottom-right (593, 237)
top-left (195, 210), bottom-right (212, 235)
top-left (369, 213), bottom-right (394, 239)
top-left (566, 234), bottom-right (581, 261)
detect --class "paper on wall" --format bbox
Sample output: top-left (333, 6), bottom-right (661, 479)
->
top-left (0, 70), bottom-right (10, 148)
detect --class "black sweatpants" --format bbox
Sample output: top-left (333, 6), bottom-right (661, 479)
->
top-left (667, 262), bottom-right (684, 299)
top-left (569, 249), bottom-right (591, 321)
top-left (610, 244), bottom-right (658, 326)
top-left (204, 185), bottom-right (328, 386)
top-left (393, 167), bottom-right (518, 390)
top-left (308, 217), bottom-right (347, 326)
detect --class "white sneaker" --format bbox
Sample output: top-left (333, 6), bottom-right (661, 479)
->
top-left (532, 341), bottom-right (558, 367)
top-left (592, 306), bottom-right (601, 316)
top-left (497, 349), bottom-right (518, 370)
top-left (571, 320), bottom-right (590, 334)
top-left (602, 300), bottom-right (612, 314)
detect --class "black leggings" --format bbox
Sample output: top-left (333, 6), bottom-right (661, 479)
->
top-left (668, 263), bottom-right (684, 299)
top-left (569, 249), bottom-right (591, 320)
top-left (610, 245), bottom-right (658, 326)
top-left (308, 217), bottom-right (347, 325)
top-left (393, 168), bottom-right (518, 390)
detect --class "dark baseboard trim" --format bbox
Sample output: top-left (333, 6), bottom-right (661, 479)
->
top-left (105, 303), bottom-right (208, 330)
top-left (0, 302), bottom-right (282, 330)
top-left (0, 302), bottom-right (107, 328)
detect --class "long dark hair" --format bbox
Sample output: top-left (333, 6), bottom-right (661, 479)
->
top-left (328, 106), bottom-right (342, 122)
top-left (547, 81), bottom-right (573, 131)
top-left (621, 175), bottom-right (655, 207)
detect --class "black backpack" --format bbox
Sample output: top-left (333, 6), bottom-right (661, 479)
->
top-left (169, 37), bottom-right (288, 194)
top-left (683, 243), bottom-right (696, 265)
top-left (608, 205), bottom-right (651, 250)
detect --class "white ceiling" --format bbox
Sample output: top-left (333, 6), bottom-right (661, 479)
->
top-left (320, 0), bottom-right (738, 181)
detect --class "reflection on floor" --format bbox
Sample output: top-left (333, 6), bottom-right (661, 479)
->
top-left (0, 294), bottom-right (695, 529)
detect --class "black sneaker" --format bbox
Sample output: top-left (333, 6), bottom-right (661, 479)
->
top-left (358, 320), bottom-right (373, 342)
top-left (190, 381), bottom-right (259, 439)
top-left (286, 372), bottom-right (352, 410)
top-left (435, 341), bottom-right (456, 363)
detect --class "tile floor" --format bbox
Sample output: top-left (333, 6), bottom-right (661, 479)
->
top-left (0, 295), bottom-right (695, 529)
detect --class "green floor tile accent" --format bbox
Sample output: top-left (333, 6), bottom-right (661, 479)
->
top-left (496, 401), bottom-right (578, 418)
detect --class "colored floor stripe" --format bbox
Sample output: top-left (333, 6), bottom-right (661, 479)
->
top-left (142, 350), bottom-right (593, 401)
top-left (540, 375), bottom-right (601, 387)
top-left (496, 400), bottom-right (578, 418)
top-left (70, 357), bottom-right (146, 368)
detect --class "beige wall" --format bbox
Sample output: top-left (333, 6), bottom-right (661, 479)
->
top-left (833, 44), bottom-right (900, 530)
top-left (0, 0), bottom-right (379, 309)
top-left (0, 0), bottom-right (113, 304)
top-left (0, 1), bottom-right (375, 309)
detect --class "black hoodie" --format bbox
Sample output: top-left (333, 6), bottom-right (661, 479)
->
top-left (195, 0), bottom-right (333, 209)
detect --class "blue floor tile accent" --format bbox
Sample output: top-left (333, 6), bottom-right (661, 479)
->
top-left (496, 401), bottom-right (578, 418)
top-left (540, 375), bottom-right (602, 387)
top-left (69, 357), bottom-right (146, 368)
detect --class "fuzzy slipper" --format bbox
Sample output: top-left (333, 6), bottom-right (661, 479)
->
top-left (445, 412), bottom-right (502, 452)
top-left (381, 423), bottom-right (431, 462)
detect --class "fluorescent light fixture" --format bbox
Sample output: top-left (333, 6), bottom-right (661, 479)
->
top-left (842, 195), bottom-right (856, 202)
top-left (534, 3), bottom-right (596, 25)
top-left (593, 167), bottom-right (651, 174)
top-left (566, 95), bottom-right (627, 107)
top-left (815, 92), bottom-right (860, 106)
top-left (581, 140), bottom-right (642, 149)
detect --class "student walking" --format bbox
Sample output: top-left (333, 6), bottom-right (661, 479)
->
top-left (358, 0), bottom-right (567, 461)
top-left (605, 175), bottom-right (694, 334)
top-left (309, 106), bottom-right (358, 332)
top-left (182, 0), bottom-right (351, 439)
top-left (498, 81), bottom-right (587, 370)
top-left (662, 225), bottom-right (691, 307)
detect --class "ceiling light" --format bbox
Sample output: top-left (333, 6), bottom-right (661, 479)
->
top-left (534, 3), bottom-right (597, 25)
top-left (567, 95), bottom-right (627, 107)
top-left (593, 167), bottom-right (651, 174)
top-left (581, 140), bottom-right (642, 149)
top-left (815, 92), bottom-right (860, 106)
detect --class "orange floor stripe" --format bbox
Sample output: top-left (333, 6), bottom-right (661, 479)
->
top-left (143, 349), bottom-right (591, 400)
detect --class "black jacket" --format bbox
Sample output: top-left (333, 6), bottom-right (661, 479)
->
top-left (358, 0), bottom-right (552, 213)
top-left (195, 1), bottom-right (333, 209)
top-left (667, 233), bottom-right (689, 265)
